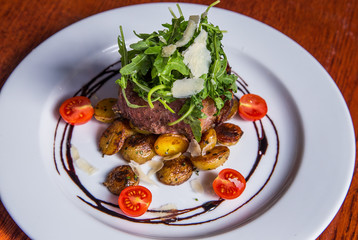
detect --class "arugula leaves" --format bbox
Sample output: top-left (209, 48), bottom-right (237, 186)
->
top-left (116, 1), bottom-right (237, 142)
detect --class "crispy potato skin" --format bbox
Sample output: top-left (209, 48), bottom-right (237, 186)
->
top-left (120, 134), bottom-right (157, 164)
top-left (121, 120), bottom-right (137, 139)
top-left (103, 165), bottom-right (139, 195)
top-left (156, 155), bottom-right (193, 185)
top-left (154, 134), bottom-right (189, 157)
top-left (99, 120), bottom-right (127, 155)
top-left (94, 98), bottom-right (118, 123)
top-left (215, 123), bottom-right (243, 146)
top-left (190, 146), bottom-right (230, 170)
top-left (215, 96), bottom-right (234, 124)
top-left (199, 128), bottom-right (217, 154)
top-left (226, 98), bottom-right (239, 120)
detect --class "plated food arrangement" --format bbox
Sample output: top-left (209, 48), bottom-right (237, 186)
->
top-left (1, 1), bottom-right (354, 239)
top-left (58, 1), bottom-right (269, 218)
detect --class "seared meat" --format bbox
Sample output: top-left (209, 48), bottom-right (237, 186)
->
top-left (117, 83), bottom-right (232, 139)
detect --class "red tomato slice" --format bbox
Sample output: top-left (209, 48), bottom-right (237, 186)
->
top-left (118, 185), bottom-right (152, 217)
top-left (213, 168), bottom-right (246, 200)
top-left (59, 96), bottom-right (94, 125)
top-left (238, 94), bottom-right (268, 121)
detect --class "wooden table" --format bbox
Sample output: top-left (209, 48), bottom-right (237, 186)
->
top-left (0, 0), bottom-right (356, 239)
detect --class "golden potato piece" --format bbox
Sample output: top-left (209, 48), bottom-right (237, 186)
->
top-left (120, 134), bottom-right (157, 164)
top-left (215, 123), bottom-right (243, 146)
top-left (154, 134), bottom-right (189, 156)
top-left (99, 120), bottom-right (134, 155)
top-left (94, 98), bottom-right (118, 123)
top-left (199, 128), bottom-right (217, 154)
top-left (156, 155), bottom-right (193, 185)
top-left (226, 98), bottom-right (239, 120)
top-left (121, 120), bottom-right (137, 140)
top-left (103, 165), bottom-right (139, 195)
top-left (190, 146), bottom-right (230, 170)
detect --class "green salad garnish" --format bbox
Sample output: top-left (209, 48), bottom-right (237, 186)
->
top-left (116, 1), bottom-right (237, 142)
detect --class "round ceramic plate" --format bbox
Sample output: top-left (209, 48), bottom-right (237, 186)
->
top-left (0, 3), bottom-right (355, 240)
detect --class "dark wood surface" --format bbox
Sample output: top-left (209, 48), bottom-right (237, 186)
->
top-left (0, 0), bottom-right (357, 239)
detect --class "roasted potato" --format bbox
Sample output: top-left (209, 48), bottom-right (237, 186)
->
top-left (103, 165), bottom-right (139, 195)
top-left (120, 134), bottom-right (157, 164)
top-left (154, 134), bottom-right (189, 157)
top-left (215, 123), bottom-right (243, 146)
top-left (226, 98), bottom-right (239, 120)
top-left (190, 146), bottom-right (230, 170)
top-left (156, 155), bottom-right (193, 185)
top-left (99, 120), bottom-right (136, 156)
top-left (121, 120), bottom-right (137, 139)
top-left (199, 128), bottom-right (217, 154)
top-left (215, 96), bottom-right (234, 124)
top-left (94, 98), bottom-right (118, 123)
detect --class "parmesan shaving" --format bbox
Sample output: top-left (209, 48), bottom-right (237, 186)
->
top-left (147, 160), bottom-right (164, 177)
top-left (158, 35), bottom-right (167, 44)
top-left (152, 203), bottom-right (178, 217)
top-left (187, 139), bottom-right (201, 157)
top-left (162, 44), bottom-right (176, 57)
top-left (156, 203), bottom-right (177, 211)
top-left (70, 145), bottom-right (97, 175)
top-left (190, 178), bottom-right (204, 194)
top-left (161, 15), bottom-right (199, 57)
top-left (70, 145), bottom-right (80, 160)
top-left (75, 158), bottom-right (97, 175)
top-left (129, 160), bottom-right (158, 185)
top-left (175, 15), bottom-right (199, 47)
top-left (171, 77), bottom-right (204, 98)
top-left (182, 29), bottom-right (211, 78)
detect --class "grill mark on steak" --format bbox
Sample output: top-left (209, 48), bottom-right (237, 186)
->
top-left (116, 82), bottom-right (232, 139)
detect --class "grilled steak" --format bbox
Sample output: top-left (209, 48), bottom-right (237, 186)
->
top-left (116, 83), bottom-right (232, 139)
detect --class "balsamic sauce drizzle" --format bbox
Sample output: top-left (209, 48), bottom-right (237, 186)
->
top-left (53, 61), bottom-right (280, 225)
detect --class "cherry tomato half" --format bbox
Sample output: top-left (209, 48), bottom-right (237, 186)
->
top-left (213, 168), bottom-right (246, 200)
top-left (238, 94), bottom-right (268, 121)
top-left (118, 185), bottom-right (152, 217)
top-left (59, 96), bottom-right (94, 125)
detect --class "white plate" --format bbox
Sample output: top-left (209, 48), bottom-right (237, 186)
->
top-left (0, 3), bottom-right (355, 240)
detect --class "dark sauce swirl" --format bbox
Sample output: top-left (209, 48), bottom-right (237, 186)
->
top-left (53, 61), bottom-right (279, 225)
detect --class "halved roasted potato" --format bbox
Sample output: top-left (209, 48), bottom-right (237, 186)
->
top-left (154, 134), bottom-right (189, 157)
top-left (120, 134), bottom-right (157, 164)
top-left (99, 120), bottom-right (126, 155)
top-left (99, 120), bottom-right (135, 155)
top-left (103, 165), bottom-right (139, 195)
top-left (156, 155), bottom-right (193, 185)
top-left (121, 120), bottom-right (137, 140)
top-left (199, 128), bottom-right (217, 154)
top-left (215, 123), bottom-right (243, 146)
top-left (226, 98), bottom-right (239, 120)
top-left (190, 146), bottom-right (230, 170)
top-left (94, 98), bottom-right (118, 123)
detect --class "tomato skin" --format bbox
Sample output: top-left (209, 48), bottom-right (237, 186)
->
top-left (59, 96), bottom-right (94, 125)
top-left (238, 94), bottom-right (268, 121)
top-left (213, 168), bottom-right (246, 200)
top-left (118, 185), bottom-right (152, 217)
